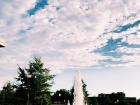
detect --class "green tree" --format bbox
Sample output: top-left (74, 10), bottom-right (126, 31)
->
top-left (70, 86), bottom-right (74, 105)
top-left (88, 97), bottom-right (98, 105)
top-left (97, 92), bottom-right (131, 105)
top-left (52, 89), bottom-right (71, 104)
top-left (15, 57), bottom-right (55, 105)
top-left (0, 82), bottom-right (16, 105)
top-left (82, 80), bottom-right (89, 105)
top-left (137, 99), bottom-right (140, 105)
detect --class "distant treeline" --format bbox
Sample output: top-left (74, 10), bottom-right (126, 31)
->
top-left (52, 90), bottom-right (140, 105)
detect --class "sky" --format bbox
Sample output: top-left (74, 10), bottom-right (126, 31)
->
top-left (1, 0), bottom-right (140, 98)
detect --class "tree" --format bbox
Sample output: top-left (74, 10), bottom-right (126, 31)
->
top-left (82, 80), bottom-right (89, 105)
top-left (97, 92), bottom-right (131, 105)
top-left (52, 89), bottom-right (71, 104)
top-left (88, 97), bottom-right (98, 105)
top-left (0, 82), bottom-right (16, 105)
top-left (15, 57), bottom-right (55, 105)
top-left (137, 99), bottom-right (140, 105)
top-left (70, 86), bottom-right (74, 105)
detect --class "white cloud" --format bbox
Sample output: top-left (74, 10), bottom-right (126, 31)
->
top-left (0, 0), bottom-right (140, 87)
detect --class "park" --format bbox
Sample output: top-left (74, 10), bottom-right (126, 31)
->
top-left (0, 41), bottom-right (140, 105)
top-left (1, 0), bottom-right (140, 105)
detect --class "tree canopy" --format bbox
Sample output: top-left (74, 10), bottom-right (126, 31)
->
top-left (15, 57), bottom-right (55, 105)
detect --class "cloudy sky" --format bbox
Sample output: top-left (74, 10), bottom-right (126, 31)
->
top-left (1, 0), bottom-right (140, 97)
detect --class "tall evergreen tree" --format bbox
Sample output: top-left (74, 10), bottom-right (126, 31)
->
top-left (15, 57), bottom-right (55, 105)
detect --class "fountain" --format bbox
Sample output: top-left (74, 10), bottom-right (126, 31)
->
top-left (73, 70), bottom-right (84, 105)
top-left (67, 100), bottom-right (70, 105)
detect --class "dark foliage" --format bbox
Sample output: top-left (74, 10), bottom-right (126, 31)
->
top-left (15, 57), bottom-right (55, 105)
top-left (51, 89), bottom-right (71, 104)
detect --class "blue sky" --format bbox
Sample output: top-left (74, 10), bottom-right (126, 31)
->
top-left (1, 0), bottom-right (140, 98)
top-left (27, 0), bottom-right (48, 15)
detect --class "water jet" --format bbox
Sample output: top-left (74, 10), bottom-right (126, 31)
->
top-left (73, 70), bottom-right (84, 105)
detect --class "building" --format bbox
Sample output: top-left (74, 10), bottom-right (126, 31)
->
top-left (0, 37), bottom-right (5, 47)
top-left (88, 93), bottom-right (137, 105)
top-left (126, 97), bottom-right (137, 105)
